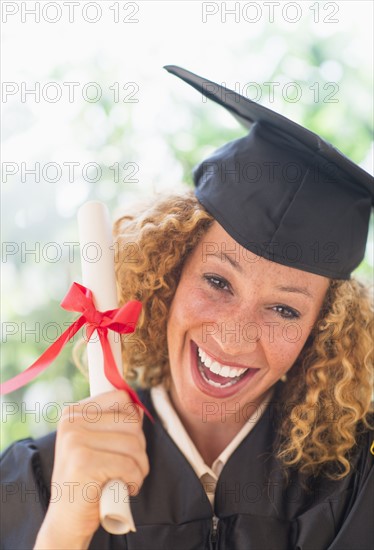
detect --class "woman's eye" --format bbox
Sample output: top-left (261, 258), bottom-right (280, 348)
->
top-left (204, 275), bottom-right (231, 292)
top-left (272, 305), bottom-right (300, 320)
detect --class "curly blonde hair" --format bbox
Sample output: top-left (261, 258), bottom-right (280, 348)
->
top-left (113, 192), bottom-right (373, 480)
top-left (114, 193), bottom-right (213, 387)
top-left (276, 278), bottom-right (373, 480)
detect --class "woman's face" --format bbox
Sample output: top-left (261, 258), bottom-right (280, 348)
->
top-left (167, 221), bottom-right (330, 422)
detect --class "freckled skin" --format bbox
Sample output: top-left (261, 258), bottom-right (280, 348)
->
top-left (167, 222), bottom-right (329, 463)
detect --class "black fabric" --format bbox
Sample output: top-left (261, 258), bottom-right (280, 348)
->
top-left (164, 65), bottom-right (374, 280)
top-left (1, 389), bottom-right (373, 549)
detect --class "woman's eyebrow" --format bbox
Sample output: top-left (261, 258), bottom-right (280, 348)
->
top-left (275, 285), bottom-right (314, 299)
top-left (210, 251), bottom-right (243, 272)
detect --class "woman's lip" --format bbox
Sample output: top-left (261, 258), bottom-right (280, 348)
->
top-left (196, 341), bottom-right (257, 370)
top-left (190, 341), bottom-right (259, 398)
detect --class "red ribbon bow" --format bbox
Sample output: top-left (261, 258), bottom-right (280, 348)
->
top-left (0, 282), bottom-right (153, 421)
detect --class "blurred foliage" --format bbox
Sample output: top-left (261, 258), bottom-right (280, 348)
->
top-left (1, 18), bottom-right (373, 450)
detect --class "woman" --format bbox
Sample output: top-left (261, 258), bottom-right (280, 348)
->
top-left (1, 67), bottom-right (373, 550)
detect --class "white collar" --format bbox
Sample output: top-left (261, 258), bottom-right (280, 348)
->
top-left (150, 384), bottom-right (273, 481)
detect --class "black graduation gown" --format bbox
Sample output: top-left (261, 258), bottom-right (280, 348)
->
top-left (1, 389), bottom-right (373, 550)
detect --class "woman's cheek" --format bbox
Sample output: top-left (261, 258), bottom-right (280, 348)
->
top-left (268, 325), bottom-right (309, 374)
top-left (183, 287), bottom-right (222, 321)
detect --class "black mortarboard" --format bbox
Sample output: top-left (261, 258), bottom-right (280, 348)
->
top-left (164, 65), bottom-right (373, 280)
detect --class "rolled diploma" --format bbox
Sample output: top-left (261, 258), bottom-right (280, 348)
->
top-left (77, 201), bottom-right (136, 535)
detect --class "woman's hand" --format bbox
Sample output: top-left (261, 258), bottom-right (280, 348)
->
top-left (34, 390), bottom-right (149, 549)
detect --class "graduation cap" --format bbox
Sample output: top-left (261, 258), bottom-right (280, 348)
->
top-left (164, 65), bottom-right (373, 280)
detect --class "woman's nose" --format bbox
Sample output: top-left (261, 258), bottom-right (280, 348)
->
top-left (201, 319), bottom-right (260, 356)
top-left (218, 320), bottom-right (259, 354)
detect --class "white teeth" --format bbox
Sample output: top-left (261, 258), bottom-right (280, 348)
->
top-left (210, 361), bottom-right (222, 375)
top-left (220, 366), bottom-right (231, 377)
top-left (197, 346), bottom-right (248, 379)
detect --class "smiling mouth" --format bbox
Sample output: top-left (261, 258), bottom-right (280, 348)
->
top-left (196, 345), bottom-right (254, 389)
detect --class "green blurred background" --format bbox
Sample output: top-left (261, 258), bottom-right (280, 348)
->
top-left (1, 1), bottom-right (373, 449)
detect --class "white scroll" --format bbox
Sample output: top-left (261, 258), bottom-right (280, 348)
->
top-left (77, 201), bottom-right (136, 535)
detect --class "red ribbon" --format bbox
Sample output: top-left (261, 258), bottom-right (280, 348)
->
top-left (0, 282), bottom-right (153, 421)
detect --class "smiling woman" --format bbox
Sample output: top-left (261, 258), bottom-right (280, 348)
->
top-left (114, 192), bottom-right (372, 480)
top-left (168, 221), bottom-right (329, 456)
top-left (1, 67), bottom-right (373, 550)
